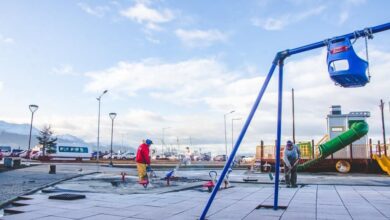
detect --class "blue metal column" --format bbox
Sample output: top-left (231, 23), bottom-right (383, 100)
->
top-left (273, 58), bottom-right (285, 210)
top-left (199, 58), bottom-right (279, 220)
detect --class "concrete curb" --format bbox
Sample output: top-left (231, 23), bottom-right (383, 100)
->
top-left (0, 171), bottom-right (99, 209)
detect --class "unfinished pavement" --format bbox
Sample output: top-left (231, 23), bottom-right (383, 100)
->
top-left (1, 184), bottom-right (390, 219)
top-left (1, 164), bottom-right (390, 219)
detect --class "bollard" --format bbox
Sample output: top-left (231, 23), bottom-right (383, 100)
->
top-left (49, 165), bottom-right (56, 174)
top-left (121, 172), bottom-right (126, 182)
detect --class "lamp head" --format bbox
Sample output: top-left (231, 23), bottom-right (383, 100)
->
top-left (29, 104), bottom-right (39, 113)
top-left (109, 112), bottom-right (117, 120)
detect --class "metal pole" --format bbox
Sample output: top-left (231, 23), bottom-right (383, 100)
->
top-left (292, 88), bottom-right (296, 143)
top-left (28, 111), bottom-right (34, 158)
top-left (96, 90), bottom-right (107, 169)
top-left (380, 99), bottom-right (387, 156)
top-left (274, 58), bottom-right (284, 210)
top-left (199, 57), bottom-right (278, 220)
top-left (97, 98), bottom-right (101, 166)
top-left (109, 117), bottom-right (114, 166)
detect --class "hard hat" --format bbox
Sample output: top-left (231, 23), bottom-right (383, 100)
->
top-left (286, 140), bottom-right (293, 147)
top-left (145, 139), bottom-right (153, 145)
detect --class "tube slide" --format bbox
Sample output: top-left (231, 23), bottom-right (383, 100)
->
top-left (298, 121), bottom-right (369, 171)
top-left (373, 154), bottom-right (390, 175)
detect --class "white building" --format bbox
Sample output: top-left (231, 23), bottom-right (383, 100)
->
top-left (327, 105), bottom-right (370, 159)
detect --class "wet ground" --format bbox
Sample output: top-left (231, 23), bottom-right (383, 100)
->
top-left (1, 163), bottom-right (389, 219)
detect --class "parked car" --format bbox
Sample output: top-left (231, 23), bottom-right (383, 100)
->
top-left (213, 155), bottom-right (227, 162)
top-left (22, 150), bottom-right (39, 159)
top-left (0, 146), bottom-right (12, 157)
top-left (31, 151), bottom-right (43, 160)
top-left (103, 153), bottom-right (118, 160)
top-left (200, 154), bottom-right (211, 161)
top-left (10, 149), bottom-right (25, 157)
top-left (240, 156), bottom-right (255, 163)
top-left (119, 152), bottom-right (136, 160)
top-left (0, 151), bottom-right (3, 160)
top-left (91, 151), bottom-right (104, 159)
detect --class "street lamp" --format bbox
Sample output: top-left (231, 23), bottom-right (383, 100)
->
top-left (27, 104), bottom-right (38, 159)
top-left (224, 110), bottom-right (235, 157)
top-left (96, 90), bottom-right (108, 167)
top-left (109, 112), bottom-right (117, 167)
top-left (162, 127), bottom-right (170, 155)
top-left (231, 118), bottom-right (242, 156)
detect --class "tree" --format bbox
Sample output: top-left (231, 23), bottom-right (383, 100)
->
top-left (37, 125), bottom-right (57, 157)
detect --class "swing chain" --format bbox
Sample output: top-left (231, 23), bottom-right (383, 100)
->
top-left (363, 28), bottom-right (373, 81)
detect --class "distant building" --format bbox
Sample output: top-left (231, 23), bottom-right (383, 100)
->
top-left (327, 105), bottom-right (370, 159)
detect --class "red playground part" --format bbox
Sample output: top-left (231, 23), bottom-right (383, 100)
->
top-left (203, 181), bottom-right (215, 188)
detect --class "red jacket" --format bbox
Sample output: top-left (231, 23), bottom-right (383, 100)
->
top-left (136, 143), bottom-right (150, 164)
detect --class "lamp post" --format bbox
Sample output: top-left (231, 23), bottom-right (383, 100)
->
top-left (109, 112), bottom-right (117, 166)
top-left (231, 118), bottom-right (242, 156)
top-left (27, 104), bottom-right (38, 159)
top-left (96, 90), bottom-right (108, 167)
top-left (162, 127), bottom-right (170, 155)
top-left (224, 110), bottom-right (235, 157)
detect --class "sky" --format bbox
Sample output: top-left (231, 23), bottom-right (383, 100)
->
top-left (0, 0), bottom-right (389, 155)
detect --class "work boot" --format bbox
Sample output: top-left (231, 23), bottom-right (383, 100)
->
top-left (286, 185), bottom-right (291, 188)
top-left (291, 184), bottom-right (298, 188)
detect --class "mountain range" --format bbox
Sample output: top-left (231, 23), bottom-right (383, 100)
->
top-left (0, 120), bottom-right (86, 148)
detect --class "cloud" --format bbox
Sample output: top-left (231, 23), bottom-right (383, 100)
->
top-left (79, 48), bottom-right (390, 153)
top-left (0, 81), bottom-right (3, 92)
top-left (252, 5), bottom-right (326, 30)
top-left (52, 64), bottom-right (77, 76)
top-left (120, 2), bottom-right (175, 31)
top-left (84, 58), bottom-right (237, 105)
top-left (0, 34), bottom-right (15, 44)
top-left (175, 29), bottom-right (227, 47)
top-left (338, 11), bottom-right (349, 25)
top-left (78, 3), bottom-right (110, 17)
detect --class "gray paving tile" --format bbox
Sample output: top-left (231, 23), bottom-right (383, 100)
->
top-left (81, 214), bottom-right (126, 220)
top-left (36, 217), bottom-right (74, 220)
top-left (1, 212), bottom-right (49, 220)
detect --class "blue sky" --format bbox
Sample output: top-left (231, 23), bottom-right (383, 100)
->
top-left (0, 0), bottom-right (389, 154)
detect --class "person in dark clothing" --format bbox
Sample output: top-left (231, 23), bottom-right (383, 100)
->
top-left (283, 140), bottom-right (301, 188)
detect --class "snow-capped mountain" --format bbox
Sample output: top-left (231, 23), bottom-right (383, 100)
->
top-left (0, 120), bottom-right (86, 148)
top-left (0, 120), bottom-right (40, 136)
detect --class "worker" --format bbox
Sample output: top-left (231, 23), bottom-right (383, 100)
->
top-left (283, 140), bottom-right (301, 188)
top-left (136, 139), bottom-right (153, 182)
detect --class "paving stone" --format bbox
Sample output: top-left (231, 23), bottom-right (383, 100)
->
top-left (1, 212), bottom-right (49, 220)
top-left (81, 214), bottom-right (126, 220)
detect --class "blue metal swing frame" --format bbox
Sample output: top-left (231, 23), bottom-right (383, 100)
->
top-left (199, 22), bottom-right (390, 220)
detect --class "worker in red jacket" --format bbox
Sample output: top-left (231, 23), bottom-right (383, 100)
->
top-left (136, 139), bottom-right (153, 182)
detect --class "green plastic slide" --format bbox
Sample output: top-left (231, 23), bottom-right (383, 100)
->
top-left (298, 121), bottom-right (369, 171)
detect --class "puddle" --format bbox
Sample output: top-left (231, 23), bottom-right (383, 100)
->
top-left (40, 172), bottom-right (203, 194)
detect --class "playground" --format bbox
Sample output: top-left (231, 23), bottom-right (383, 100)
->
top-left (1, 13), bottom-right (390, 220)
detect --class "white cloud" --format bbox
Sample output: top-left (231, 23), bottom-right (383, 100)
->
top-left (175, 29), bottom-right (227, 47)
top-left (338, 11), bottom-right (349, 25)
top-left (252, 5), bottom-right (326, 30)
top-left (84, 58), bottom-right (237, 104)
top-left (120, 2), bottom-right (174, 30)
top-left (79, 48), bottom-right (390, 153)
top-left (52, 64), bottom-right (77, 76)
top-left (0, 81), bottom-right (3, 92)
top-left (78, 3), bottom-right (110, 17)
top-left (0, 34), bottom-right (15, 44)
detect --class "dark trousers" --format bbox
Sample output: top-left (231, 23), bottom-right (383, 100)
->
top-left (285, 164), bottom-right (297, 186)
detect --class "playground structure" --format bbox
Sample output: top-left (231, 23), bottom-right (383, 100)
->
top-left (200, 22), bottom-right (390, 219)
top-left (254, 105), bottom-right (388, 173)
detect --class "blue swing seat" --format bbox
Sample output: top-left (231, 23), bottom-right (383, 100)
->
top-left (327, 37), bottom-right (369, 88)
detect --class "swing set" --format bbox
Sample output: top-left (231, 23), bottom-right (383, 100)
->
top-left (200, 22), bottom-right (390, 220)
